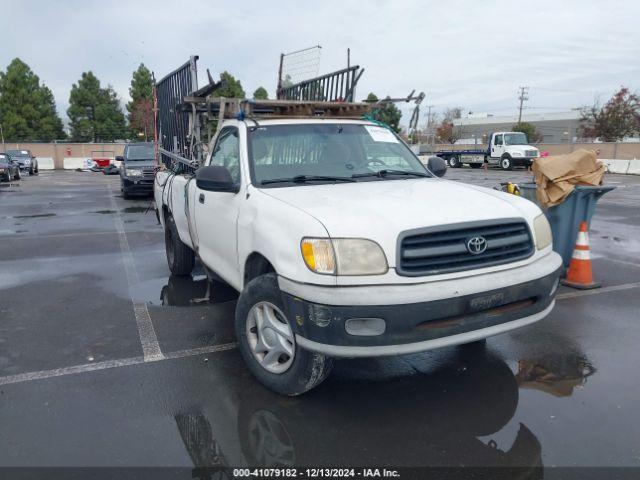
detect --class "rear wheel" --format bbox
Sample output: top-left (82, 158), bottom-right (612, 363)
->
top-left (500, 155), bottom-right (513, 170)
top-left (235, 273), bottom-right (333, 396)
top-left (448, 156), bottom-right (461, 168)
top-left (164, 213), bottom-right (195, 276)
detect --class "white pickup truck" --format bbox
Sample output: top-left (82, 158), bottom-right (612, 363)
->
top-left (155, 118), bottom-right (562, 395)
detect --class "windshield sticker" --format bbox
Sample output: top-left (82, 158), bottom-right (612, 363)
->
top-left (365, 125), bottom-right (399, 143)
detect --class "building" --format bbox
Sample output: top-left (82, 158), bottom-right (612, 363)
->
top-left (453, 110), bottom-right (582, 144)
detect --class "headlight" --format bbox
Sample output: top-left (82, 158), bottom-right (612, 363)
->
top-left (301, 238), bottom-right (388, 275)
top-left (533, 214), bottom-right (552, 250)
top-left (24, 159), bottom-right (31, 165)
top-left (126, 168), bottom-right (143, 177)
top-left (0, 168), bottom-right (5, 173)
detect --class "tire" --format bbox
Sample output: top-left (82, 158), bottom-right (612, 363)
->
top-left (500, 155), bottom-right (513, 170)
top-left (14, 169), bottom-right (21, 180)
top-left (469, 163), bottom-right (482, 169)
top-left (29, 167), bottom-right (34, 175)
top-left (235, 273), bottom-right (333, 396)
top-left (164, 213), bottom-right (195, 276)
top-left (448, 156), bottom-right (461, 168)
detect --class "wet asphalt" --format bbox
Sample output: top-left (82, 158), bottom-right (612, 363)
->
top-left (0, 169), bottom-right (639, 474)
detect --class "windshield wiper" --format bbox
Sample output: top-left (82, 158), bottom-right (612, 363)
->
top-left (352, 169), bottom-right (429, 179)
top-left (261, 175), bottom-right (356, 185)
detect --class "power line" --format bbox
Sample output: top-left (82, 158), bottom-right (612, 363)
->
top-left (517, 86), bottom-right (529, 123)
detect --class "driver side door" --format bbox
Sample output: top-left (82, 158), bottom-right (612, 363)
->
top-left (491, 134), bottom-right (505, 159)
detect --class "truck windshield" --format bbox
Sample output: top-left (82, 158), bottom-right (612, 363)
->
top-left (125, 144), bottom-right (154, 160)
top-left (503, 133), bottom-right (528, 145)
top-left (248, 123), bottom-right (429, 186)
top-left (6, 150), bottom-right (28, 158)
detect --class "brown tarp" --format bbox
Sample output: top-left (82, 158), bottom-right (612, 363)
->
top-left (531, 149), bottom-right (605, 208)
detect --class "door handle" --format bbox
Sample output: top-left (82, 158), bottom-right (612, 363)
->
top-left (199, 193), bottom-right (205, 204)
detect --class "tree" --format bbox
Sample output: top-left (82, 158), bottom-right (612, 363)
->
top-left (129, 97), bottom-right (154, 141)
top-left (0, 58), bottom-right (65, 141)
top-left (214, 71), bottom-right (245, 98)
top-left (579, 87), bottom-right (640, 141)
top-left (436, 121), bottom-right (459, 144)
top-left (365, 93), bottom-right (402, 133)
top-left (253, 87), bottom-right (268, 100)
top-left (67, 71), bottom-right (127, 142)
top-left (512, 121), bottom-right (543, 142)
top-left (435, 107), bottom-right (464, 144)
top-left (127, 64), bottom-right (154, 140)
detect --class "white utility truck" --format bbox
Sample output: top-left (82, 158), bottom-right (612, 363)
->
top-left (154, 98), bottom-right (561, 395)
top-left (435, 132), bottom-right (540, 170)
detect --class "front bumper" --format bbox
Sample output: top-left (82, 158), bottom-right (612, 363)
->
top-left (280, 254), bottom-right (561, 357)
top-left (122, 177), bottom-right (154, 193)
top-left (512, 157), bottom-right (536, 166)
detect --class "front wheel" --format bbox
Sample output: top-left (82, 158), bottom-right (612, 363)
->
top-left (500, 156), bottom-right (513, 170)
top-left (235, 273), bottom-right (333, 396)
top-left (14, 169), bottom-right (21, 180)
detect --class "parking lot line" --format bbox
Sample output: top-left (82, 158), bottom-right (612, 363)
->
top-left (0, 342), bottom-right (237, 386)
top-left (108, 182), bottom-right (164, 362)
top-left (556, 281), bottom-right (640, 300)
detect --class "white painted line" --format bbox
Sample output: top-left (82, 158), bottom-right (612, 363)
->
top-left (556, 281), bottom-right (640, 300)
top-left (0, 229), bottom-right (160, 239)
top-left (0, 343), bottom-right (237, 386)
top-left (108, 182), bottom-right (164, 362)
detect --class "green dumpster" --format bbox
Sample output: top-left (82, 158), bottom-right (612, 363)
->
top-left (519, 183), bottom-right (616, 268)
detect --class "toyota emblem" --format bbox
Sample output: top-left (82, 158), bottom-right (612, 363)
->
top-left (466, 236), bottom-right (487, 255)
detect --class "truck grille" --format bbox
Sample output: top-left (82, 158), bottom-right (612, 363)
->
top-left (397, 219), bottom-right (534, 276)
top-left (525, 150), bottom-right (537, 157)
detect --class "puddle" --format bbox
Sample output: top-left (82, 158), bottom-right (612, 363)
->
top-left (122, 206), bottom-right (149, 214)
top-left (129, 275), bottom-right (238, 306)
top-left (516, 353), bottom-right (595, 397)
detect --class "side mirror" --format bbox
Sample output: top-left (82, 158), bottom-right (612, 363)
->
top-left (427, 156), bottom-right (447, 178)
top-left (196, 165), bottom-right (239, 193)
top-left (115, 155), bottom-right (124, 162)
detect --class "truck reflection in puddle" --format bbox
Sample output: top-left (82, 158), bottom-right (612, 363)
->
top-left (173, 350), bottom-right (544, 475)
top-left (160, 274), bottom-right (238, 307)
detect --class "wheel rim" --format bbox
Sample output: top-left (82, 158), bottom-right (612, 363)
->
top-left (246, 301), bottom-right (295, 374)
top-left (502, 159), bottom-right (509, 168)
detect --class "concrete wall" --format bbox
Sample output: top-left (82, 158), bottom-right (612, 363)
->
top-left (421, 142), bottom-right (640, 160)
top-left (2, 142), bottom-right (126, 169)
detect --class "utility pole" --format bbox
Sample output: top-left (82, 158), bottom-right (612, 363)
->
top-left (425, 105), bottom-right (434, 130)
top-left (517, 86), bottom-right (529, 123)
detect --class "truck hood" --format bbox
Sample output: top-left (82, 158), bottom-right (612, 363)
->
top-left (508, 145), bottom-right (538, 155)
top-left (261, 178), bottom-right (537, 263)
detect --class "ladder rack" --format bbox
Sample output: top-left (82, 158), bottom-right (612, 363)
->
top-left (178, 97), bottom-right (374, 119)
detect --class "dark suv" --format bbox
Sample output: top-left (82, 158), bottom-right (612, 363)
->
top-left (6, 149), bottom-right (38, 175)
top-left (117, 142), bottom-right (156, 198)
top-left (0, 153), bottom-right (21, 182)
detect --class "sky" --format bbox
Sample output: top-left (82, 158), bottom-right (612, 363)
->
top-left (2, 0), bottom-right (639, 128)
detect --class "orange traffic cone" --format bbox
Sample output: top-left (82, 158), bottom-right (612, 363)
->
top-left (561, 222), bottom-right (601, 290)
